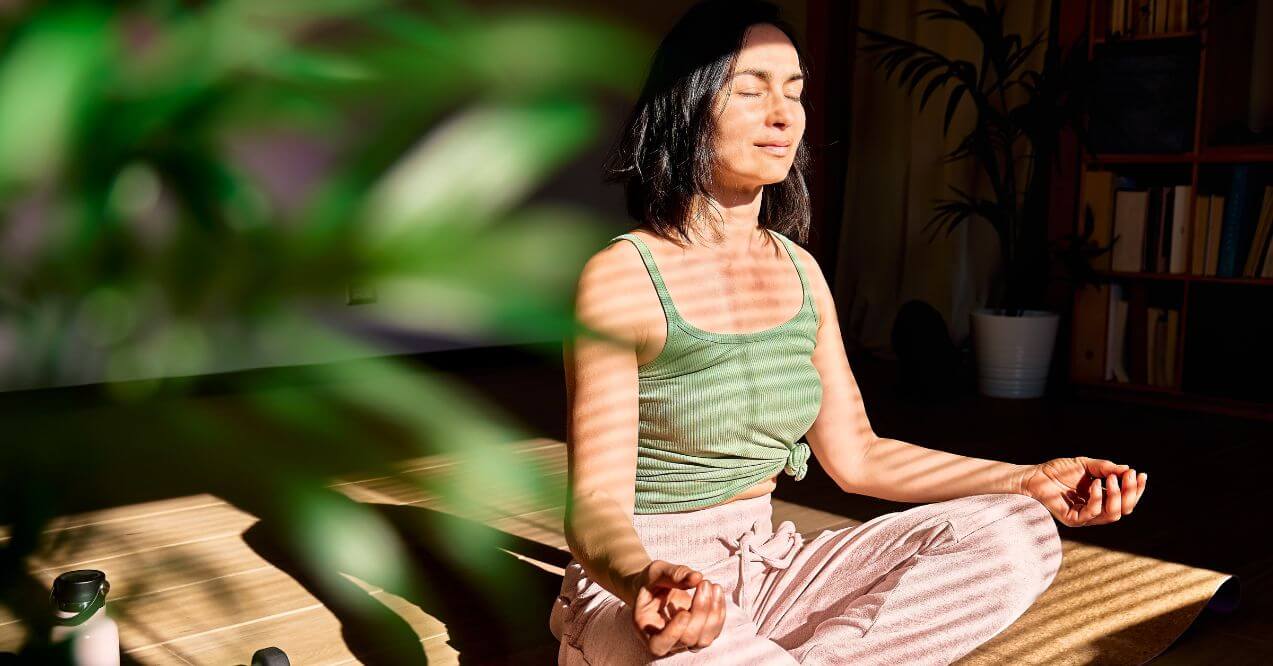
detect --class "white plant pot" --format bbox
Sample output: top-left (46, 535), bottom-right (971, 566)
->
top-left (970, 308), bottom-right (1060, 399)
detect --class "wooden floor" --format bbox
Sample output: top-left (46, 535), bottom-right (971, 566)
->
top-left (0, 439), bottom-right (862, 663)
top-left (0, 435), bottom-right (1236, 664)
top-left (1, 346), bottom-right (1268, 663)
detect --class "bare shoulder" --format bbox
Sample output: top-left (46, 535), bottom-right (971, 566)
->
top-left (578, 234), bottom-right (648, 296)
top-left (787, 239), bottom-right (833, 305)
top-left (574, 235), bottom-right (661, 344)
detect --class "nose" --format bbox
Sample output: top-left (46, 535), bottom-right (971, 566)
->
top-left (768, 95), bottom-right (797, 130)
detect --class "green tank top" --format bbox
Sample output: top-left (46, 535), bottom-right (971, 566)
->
top-left (609, 229), bottom-right (824, 514)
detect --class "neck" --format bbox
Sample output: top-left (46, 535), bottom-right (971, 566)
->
top-left (690, 182), bottom-right (767, 256)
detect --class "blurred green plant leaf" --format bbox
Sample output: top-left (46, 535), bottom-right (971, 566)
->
top-left (0, 0), bottom-right (652, 657)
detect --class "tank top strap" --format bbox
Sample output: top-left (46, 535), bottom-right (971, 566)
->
top-left (609, 233), bottom-right (682, 321)
top-left (767, 230), bottom-right (813, 309)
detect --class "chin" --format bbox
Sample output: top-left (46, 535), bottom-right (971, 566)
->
top-left (726, 166), bottom-right (792, 189)
top-left (760, 169), bottom-right (791, 185)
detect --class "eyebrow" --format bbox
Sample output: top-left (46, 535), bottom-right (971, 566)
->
top-left (734, 68), bottom-right (804, 83)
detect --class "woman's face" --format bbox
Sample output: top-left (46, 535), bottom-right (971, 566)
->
top-left (711, 23), bottom-right (806, 191)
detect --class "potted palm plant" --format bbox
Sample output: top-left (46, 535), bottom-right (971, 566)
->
top-left (858, 0), bottom-right (1095, 398)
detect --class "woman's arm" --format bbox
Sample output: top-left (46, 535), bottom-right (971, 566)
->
top-left (562, 242), bottom-right (656, 606)
top-left (795, 247), bottom-right (1032, 503)
top-left (564, 241), bottom-right (729, 655)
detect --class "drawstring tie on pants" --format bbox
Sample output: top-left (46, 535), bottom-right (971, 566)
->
top-left (723, 519), bottom-right (804, 614)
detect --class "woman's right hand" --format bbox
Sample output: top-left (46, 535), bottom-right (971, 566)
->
top-left (630, 560), bottom-right (726, 656)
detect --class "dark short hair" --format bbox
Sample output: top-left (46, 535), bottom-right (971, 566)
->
top-left (603, 0), bottom-right (813, 245)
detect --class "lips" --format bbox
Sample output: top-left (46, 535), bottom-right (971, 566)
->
top-left (756, 142), bottom-right (791, 156)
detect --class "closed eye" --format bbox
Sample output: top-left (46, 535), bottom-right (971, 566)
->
top-left (738, 92), bottom-right (802, 102)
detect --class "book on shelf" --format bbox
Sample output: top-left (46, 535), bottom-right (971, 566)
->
top-left (1105, 177), bottom-right (1191, 274)
top-left (1146, 306), bottom-right (1179, 387)
top-left (1126, 286), bottom-right (1149, 384)
top-left (1234, 168), bottom-right (1267, 277)
top-left (1099, 282), bottom-right (1176, 387)
top-left (1146, 305), bottom-right (1160, 386)
top-left (1104, 287), bottom-right (1180, 388)
top-left (1083, 170), bottom-right (1117, 272)
top-left (1072, 283), bottom-right (1112, 383)
top-left (1164, 308), bottom-right (1179, 388)
top-left (1148, 186), bottom-right (1174, 273)
top-left (1109, 0), bottom-right (1191, 38)
top-left (1169, 185), bottom-right (1191, 273)
top-left (1263, 197), bottom-right (1273, 277)
top-left (1262, 236), bottom-right (1273, 278)
top-left (1136, 0), bottom-right (1151, 35)
top-left (1205, 195), bottom-right (1225, 276)
top-left (1143, 185), bottom-right (1163, 271)
top-left (1081, 170), bottom-right (1271, 277)
top-left (1190, 192), bottom-right (1210, 274)
top-left (1104, 283), bottom-right (1130, 383)
top-left (1242, 185), bottom-right (1273, 277)
top-left (1216, 165), bottom-right (1269, 278)
top-left (1112, 186), bottom-right (1148, 271)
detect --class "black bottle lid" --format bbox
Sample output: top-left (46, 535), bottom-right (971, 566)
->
top-left (251, 647), bottom-right (290, 666)
top-left (51, 570), bottom-right (109, 613)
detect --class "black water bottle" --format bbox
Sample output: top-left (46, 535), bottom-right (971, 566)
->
top-left (49, 570), bottom-right (119, 666)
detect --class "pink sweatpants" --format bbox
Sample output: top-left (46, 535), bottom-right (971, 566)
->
top-left (549, 492), bottom-right (1062, 665)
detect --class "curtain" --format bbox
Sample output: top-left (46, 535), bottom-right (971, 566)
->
top-left (834, 0), bottom-right (1053, 358)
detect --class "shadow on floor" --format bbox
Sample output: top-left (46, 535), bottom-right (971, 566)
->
top-left (242, 500), bottom-right (571, 665)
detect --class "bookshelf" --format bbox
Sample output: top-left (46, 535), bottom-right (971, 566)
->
top-left (1064, 0), bottom-right (1273, 421)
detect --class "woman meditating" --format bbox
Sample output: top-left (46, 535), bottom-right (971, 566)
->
top-left (550, 1), bottom-right (1148, 663)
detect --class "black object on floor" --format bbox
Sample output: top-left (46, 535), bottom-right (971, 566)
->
top-left (251, 647), bottom-right (290, 666)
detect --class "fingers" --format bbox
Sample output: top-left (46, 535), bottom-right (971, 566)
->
top-left (1086, 457), bottom-right (1130, 477)
top-left (634, 561), bottom-right (714, 657)
top-left (1103, 473), bottom-right (1123, 521)
top-left (648, 608), bottom-right (691, 657)
top-left (650, 562), bottom-right (702, 591)
top-left (678, 581), bottom-right (714, 648)
top-left (632, 587), bottom-right (667, 636)
top-left (1078, 476), bottom-right (1104, 524)
top-left (1071, 467), bottom-right (1152, 527)
top-left (642, 581), bottom-right (727, 657)
top-left (1122, 468), bottom-right (1143, 514)
top-left (634, 606), bottom-right (666, 636)
top-left (698, 583), bottom-right (726, 648)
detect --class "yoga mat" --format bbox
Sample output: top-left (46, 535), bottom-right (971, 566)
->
top-left (957, 540), bottom-right (1239, 665)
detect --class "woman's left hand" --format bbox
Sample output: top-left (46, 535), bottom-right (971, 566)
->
top-left (1018, 457), bottom-right (1147, 527)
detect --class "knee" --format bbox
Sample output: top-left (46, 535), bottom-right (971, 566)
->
top-left (924, 494), bottom-right (1062, 631)
top-left (983, 494), bottom-right (1063, 595)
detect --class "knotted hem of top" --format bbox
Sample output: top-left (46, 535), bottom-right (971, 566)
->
top-left (783, 442), bottom-right (811, 481)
